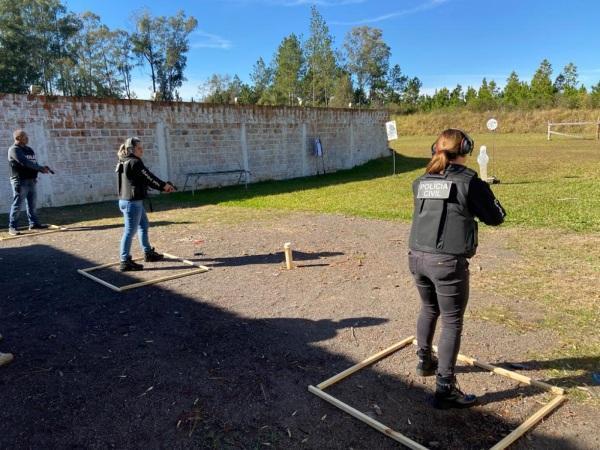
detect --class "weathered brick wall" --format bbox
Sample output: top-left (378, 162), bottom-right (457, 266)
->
top-left (0, 94), bottom-right (388, 211)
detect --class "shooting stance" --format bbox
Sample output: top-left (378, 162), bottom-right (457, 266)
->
top-left (7, 129), bottom-right (54, 235)
top-left (408, 129), bottom-right (506, 409)
top-left (116, 137), bottom-right (176, 272)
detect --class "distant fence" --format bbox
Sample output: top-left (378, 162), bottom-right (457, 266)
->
top-left (547, 119), bottom-right (600, 140)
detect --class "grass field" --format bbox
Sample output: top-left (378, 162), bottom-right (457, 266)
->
top-left (3, 132), bottom-right (598, 400)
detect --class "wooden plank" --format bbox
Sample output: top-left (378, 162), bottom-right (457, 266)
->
top-left (414, 340), bottom-right (564, 395)
top-left (549, 131), bottom-right (585, 139)
top-left (162, 252), bottom-right (196, 266)
top-left (548, 121), bottom-right (597, 126)
top-left (308, 386), bottom-right (429, 450)
top-left (317, 336), bottom-right (415, 390)
top-left (119, 267), bottom-right (209, 291)
top-left (490, 395), bottom-right (566, 450)
top-left (0, 224), bottom-right (66, 241)
top-left (77, 269), bottom-right (122, 292)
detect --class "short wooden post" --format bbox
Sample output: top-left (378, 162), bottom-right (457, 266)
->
top-left (596, 116), bottom-right (599, 140)
top-left (547, 121), bottom-right (551, 140)
top-left (283, 242), bottom-right (293, 270)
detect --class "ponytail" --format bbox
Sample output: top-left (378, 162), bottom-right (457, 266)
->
top-left (426, 151), bottom-right (449, 174)
top-left (117, 144), bottom-right (128, 159)
top-left (426, 129), bottom-right (464, 174)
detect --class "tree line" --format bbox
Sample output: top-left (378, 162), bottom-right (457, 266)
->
top-left (0, 0), bottom-right (197, 101)
top-left (2, 1), bottom-right (599, 111)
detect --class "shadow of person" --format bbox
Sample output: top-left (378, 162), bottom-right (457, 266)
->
top-left (0, 244), bottom-right (575, 449)
top-left (194, 250), bottom-right (344, 267)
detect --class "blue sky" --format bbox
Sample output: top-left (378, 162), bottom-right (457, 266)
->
top-left (64, 0), bottom-right (600, 100)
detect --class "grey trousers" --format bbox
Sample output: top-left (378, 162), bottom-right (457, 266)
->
top-left (408, 250), bottom-right (470, 378)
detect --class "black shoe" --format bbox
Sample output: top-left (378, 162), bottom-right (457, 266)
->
top-left (144, 248), bottom-right (164, 262)
top-left (416, 349), bottom-right (438, 377)
top-left (433, 376), bottom-right (477, 409)
top-left (29, 223), bottom-right (49, 230)
top-left (8, 227), bottom-right (20, 236)
top-left (120, 257), bottom-right (144, 272)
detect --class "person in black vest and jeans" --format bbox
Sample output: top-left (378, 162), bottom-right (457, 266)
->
top-left (116, 137), bottom-right (176, 271)
top-left (408, 129), bottom-right (506, 409)
top-left (7, 129), bottom-right (53, 235)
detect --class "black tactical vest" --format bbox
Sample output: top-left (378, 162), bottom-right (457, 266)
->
top-left (408, 165), bottom-right (478, 257)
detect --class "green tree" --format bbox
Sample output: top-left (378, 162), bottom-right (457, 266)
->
top-left (343, 26), bottom-right (390, 104)
top-left (589, 82), bottom-right (600, 107)
top-left (402, 77), bottom-right (421, 112)
top-left (250, 57), bottom-right (272, 100)
top-left (503, 71), bottom-right (529, 108)
top-left (386, 64), bottom-right (408, 104)
top-left (304, 6), bottom-right (337, 106)
top-left (131, 10), bottom-right (197, 101)
top-left (272, 33), bottom-right (304, 105)
top-left (0, 0), bottom-right (81, 94)
top-left (329, 71), bottom-right (353, 108)
top-left (530, 59), bottom-right (555, 107)
top-left (556, 63), bottom-right (582, 108)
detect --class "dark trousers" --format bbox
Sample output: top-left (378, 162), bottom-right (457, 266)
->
top-left (408, 250), bottom-right (470, 378)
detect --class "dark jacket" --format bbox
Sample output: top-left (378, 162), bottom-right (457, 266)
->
top-left (116, 155), bottom-right (166, 200)
top-left (408, 164), bottom-right (506, 257)
top-left (8, 144), bottom-right (45, 180)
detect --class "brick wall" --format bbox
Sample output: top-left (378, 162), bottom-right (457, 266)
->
top-left (0, 94), bottom-right (388, 211)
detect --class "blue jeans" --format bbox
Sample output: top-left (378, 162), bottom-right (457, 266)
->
top-left (119, 200), bottom-right (152, 261)
top-left (9, 178), bottom-right (40, 229)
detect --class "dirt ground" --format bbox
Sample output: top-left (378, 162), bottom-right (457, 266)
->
top-left (0, 206), bottom-right (597, 449)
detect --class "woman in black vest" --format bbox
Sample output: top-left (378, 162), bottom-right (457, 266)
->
top-left (116, 137), bottom-right (176, 271)
top-left (408, 129), bottom-right (506, 409)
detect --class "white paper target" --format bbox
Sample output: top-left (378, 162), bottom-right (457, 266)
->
top-left (385, 121), bottom-right (398, 141)
top-left (486, 118), bottom-right (498, 131)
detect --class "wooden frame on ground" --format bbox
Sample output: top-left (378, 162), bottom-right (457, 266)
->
top-left (308, 336), bottom-right (566, 450)
top-left (77, 252), bottom-right (209, 292)
top-left (0, 224), bottom-right (66, 241)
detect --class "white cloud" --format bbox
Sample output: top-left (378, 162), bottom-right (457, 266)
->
top-left (331, 0), bottom-right (448, 26)
top-left (191, 30), bottom-right (232, 50)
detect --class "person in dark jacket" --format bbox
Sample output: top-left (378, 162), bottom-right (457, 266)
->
top-left (116, 137), bottom-right (175, 271)
top-left (7, 129), bottom-right (53, 235)
top-left (408, 128), bottom-right (506, 409)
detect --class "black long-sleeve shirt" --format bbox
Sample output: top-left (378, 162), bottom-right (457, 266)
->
top-left (467, 176), bottom-right (506, 225)
top-left (116, 155), bottom-right (166, 200)
top-left (8, 144), bottom-right (45, 180)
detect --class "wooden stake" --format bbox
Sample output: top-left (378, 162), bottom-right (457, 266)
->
top-left (284, 242), bottom-right (293, 270)
top-left (317, 336), bottom-right (415, 389)
top-left (308, 386), bottom-right (429, 450)
top-left (490, 395), bottom-right (566, 450)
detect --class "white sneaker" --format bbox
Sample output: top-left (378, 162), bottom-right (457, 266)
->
top-left (0, 353), bottom-right (14, 367)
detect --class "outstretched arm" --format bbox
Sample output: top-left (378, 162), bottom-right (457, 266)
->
top-left (468, 177), bottom-right (506, 225)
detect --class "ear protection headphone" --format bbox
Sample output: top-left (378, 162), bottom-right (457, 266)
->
top-left (431, 129), bottom-right (474, 156)
top-left (125, 137), bottom-right (140, 154)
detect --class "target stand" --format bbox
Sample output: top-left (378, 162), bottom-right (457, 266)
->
top-left (308, 336), bottom-right (566, 450)
top-left (78, 252), bottom-right (209, 292)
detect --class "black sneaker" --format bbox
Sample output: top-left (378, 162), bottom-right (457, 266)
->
top-left (416, 349), bottom-right (438, 377)
top-left (29, 223), bottom-right (49, 230)
top-left (144, 248), bottom-right (164, 262)
top-left (120, 257), bottom-right (144, 272)
top-left (8, 227), bottom-right (20, 236)
top-left (433, 376), bottom-right (477, 409)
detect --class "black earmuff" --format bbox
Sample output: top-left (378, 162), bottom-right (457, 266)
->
top-left (431, 129), bottom-right (474, 156)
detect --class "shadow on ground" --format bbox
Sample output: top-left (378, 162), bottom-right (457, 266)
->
top-left (0, 244), bottom-right (574, 449)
